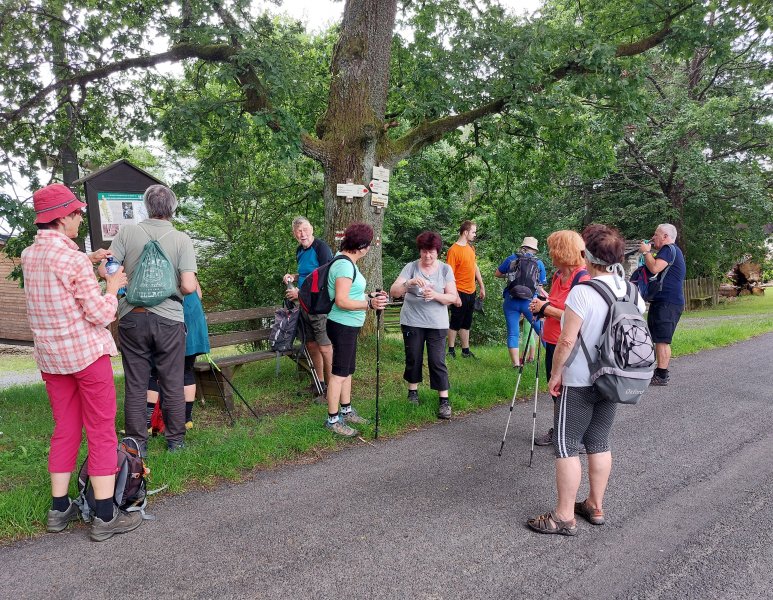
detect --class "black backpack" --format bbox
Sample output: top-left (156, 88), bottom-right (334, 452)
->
top-left (76, 437), bottom-right (161, 521)
top-left (270, 301), bottom-right (300, 352)
top-left (506, 254), bottom-right (540, 299)
top-left (298, 255), bottom-right (357, 315)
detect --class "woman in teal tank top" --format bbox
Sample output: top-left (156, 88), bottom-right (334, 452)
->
top-left (324, 223), bottom-right (387, 437)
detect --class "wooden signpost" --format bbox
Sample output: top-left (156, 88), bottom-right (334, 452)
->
top-left (369, 165), bottom-right (390, 213)
top-left (336, 178), bottom-right (369, 204)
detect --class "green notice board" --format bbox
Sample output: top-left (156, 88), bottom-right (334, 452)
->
top-left (96, 191), bottom-right (147, 240)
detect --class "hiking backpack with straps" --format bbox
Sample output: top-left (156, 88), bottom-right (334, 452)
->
top-left (76, 437), bottom-right (162, 521)
top-left (571, 280), bottom-right (655, 405)
top-left (506, 253), bottom-right (541, 299)
top-left (270, 301), bottom-right (300, 352)
top-left (125, 226), bottom-right (179, 307)
top-left (298, 255), bottom-right (357, 315)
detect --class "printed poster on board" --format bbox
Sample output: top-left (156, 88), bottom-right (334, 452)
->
top-left (97, 191), bottom-right (148, 240)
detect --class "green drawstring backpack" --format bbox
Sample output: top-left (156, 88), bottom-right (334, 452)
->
top-left (125, 226), bottom-right (179, 307)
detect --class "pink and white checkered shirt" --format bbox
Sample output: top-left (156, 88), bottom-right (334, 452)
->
top-left (21, 230), bottom-right (118, 374)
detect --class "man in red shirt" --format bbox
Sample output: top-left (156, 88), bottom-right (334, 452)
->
top-left (445, 220), bottom-right (486, 358)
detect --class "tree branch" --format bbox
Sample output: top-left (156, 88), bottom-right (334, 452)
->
top-left (389, 10), bottom-right (689, 164)
top-left (1, 44), bottom-right (238, 124)
top-left (390, 99), bottom-right (507, 163)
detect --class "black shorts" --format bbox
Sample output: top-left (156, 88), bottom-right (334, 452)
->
top-left (326, 319), bottom-right (361, 377)
top-left (449, 291), bottom-right (477, 331)
top-left (149, 354), bottom-right (197, 389)
top-left (647, 301), bottom-right (684, 344)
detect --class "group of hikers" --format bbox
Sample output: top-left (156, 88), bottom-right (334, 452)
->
top-left (21, 181), bottom-right (686, 541)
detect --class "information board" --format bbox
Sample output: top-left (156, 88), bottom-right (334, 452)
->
top-left (97, 191), bottom-right (147, 240)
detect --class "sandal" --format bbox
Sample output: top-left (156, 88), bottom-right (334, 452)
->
top-left (574, 499), bottom-right (605, 525)
top-left (527, 511), bottom-right (577, 536)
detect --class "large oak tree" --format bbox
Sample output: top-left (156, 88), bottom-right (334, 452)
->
top-left (1, 0), bottom-right (704, 286)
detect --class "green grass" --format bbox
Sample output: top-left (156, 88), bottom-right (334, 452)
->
top-left (2, 292), bottom-right (772, 542)
top-left (684, 290), bottom-right (773, 318)
top-left (0, 354), bottom-right (38, 373)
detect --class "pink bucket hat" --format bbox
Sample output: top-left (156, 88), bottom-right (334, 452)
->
top-left (33, 184), bottom-right (86, 224)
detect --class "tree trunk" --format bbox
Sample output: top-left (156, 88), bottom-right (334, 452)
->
top-left (316, 0), bottom-right (398, 293)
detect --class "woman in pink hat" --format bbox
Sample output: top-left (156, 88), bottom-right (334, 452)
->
top-left (21, 183), bottom-right (142, 541)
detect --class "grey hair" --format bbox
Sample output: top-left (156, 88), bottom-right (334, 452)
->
top-left (144, 185), bottom-right (178, 219)
top-left (658, 223), bottom-right (677, 243)
top-left (292, 216), bottom-right (311, 230)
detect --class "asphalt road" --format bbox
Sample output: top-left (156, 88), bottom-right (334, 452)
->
top-left (2, 333), bottom-right (772, 600)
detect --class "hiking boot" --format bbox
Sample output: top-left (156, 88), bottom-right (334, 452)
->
top-left (89, 507), bottom-right (142, 542)
top-left (447, 347), bottom-right (456, 358)
top-left (167, 440), bottom-right (186, 453)
top-left (407, 389), bottom-right (419, 405)
top-left (534, 428), bottom-right (553, 447)
top-left (341, 407), bottom-right (368, 425)
top-left (312, 393), bottom-right (327, 405)
top-left (461, 349), bottom-right (477, 359)
top-left (438, 399), bottom-right (452, 420)
top-left (325, 419), bottom-right (357, 437)
top-left (46, 501), bottom-right (80, 533)
top-left (650, 374), bottom-right (669, 386)
top-left (185, 421), bottom-right (194, 430)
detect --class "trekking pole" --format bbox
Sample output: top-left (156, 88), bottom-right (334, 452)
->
top-left (528, 324), bottom-right (543, 468)
top-left (497, 320), bottom-right (535, 457)
top-left (375, 288), bottom-right (383, 440)
top-left (206, 354), bottom-right (236, 426)
top-left (205, 354), bottom-right (261, 422)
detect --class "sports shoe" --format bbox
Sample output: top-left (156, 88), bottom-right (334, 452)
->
top-left (46, 501), bottom-right (80, 533)
top-left (447, 347), bottom-right (456, 358)
top-left (438, 399), bottom-right (452, 419)
top-left (407, 389), bottom-right (419, 405)
top-left (89, 506), bottom-right (142, 542)
top-left (461, 350), bottom-right (477, 359)
top-left (185, 421), bottom-right (194, 430)
top-left (341, 407), bottom-right (368, 425)
top-left (325, 419), bottom-right (357, 437)
top-left (167, 441), bottom-right (186, 453)
top-left (650, 374), bottom-right (669, 386)
top-left (534, 428), bottom-right (553, 446)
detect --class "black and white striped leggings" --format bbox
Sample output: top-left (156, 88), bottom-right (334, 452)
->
top-left (554, 385), bottom-right (617, 458)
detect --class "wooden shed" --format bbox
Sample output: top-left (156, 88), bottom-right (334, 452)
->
top-left (0, 236), bottom-right (33, 345)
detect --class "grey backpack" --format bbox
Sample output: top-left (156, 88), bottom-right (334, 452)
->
top-left (574, 279), bottom-right (655, 405)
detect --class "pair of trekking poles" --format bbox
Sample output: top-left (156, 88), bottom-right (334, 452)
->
top-left (497, 317), bottom-right (543, 467)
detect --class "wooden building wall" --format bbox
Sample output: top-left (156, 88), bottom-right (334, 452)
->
top-left (0, 245), bottom-right (33, 344)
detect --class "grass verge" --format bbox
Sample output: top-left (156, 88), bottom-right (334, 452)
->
top-left (1, 293), bottom-right (772, 542)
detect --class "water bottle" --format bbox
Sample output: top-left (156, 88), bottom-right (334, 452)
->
top-left (105, 257), bottom-right (126, 295)
top-left (638, 240), bottom-right (650, 267)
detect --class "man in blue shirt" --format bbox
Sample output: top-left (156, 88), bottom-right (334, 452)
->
top-left (283, 217), bottom-right (334, 393)
top-left (639, 223), bottom-right (686, 386)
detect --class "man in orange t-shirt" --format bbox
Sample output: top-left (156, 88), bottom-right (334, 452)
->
top-left (445, 220), bottom-right (486, 358)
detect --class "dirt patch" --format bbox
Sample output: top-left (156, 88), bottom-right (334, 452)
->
top-left (0, 344), bottom-right (34, 356)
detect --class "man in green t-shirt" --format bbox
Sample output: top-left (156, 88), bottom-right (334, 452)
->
top-left (109, 185), bottom-right (198, 454)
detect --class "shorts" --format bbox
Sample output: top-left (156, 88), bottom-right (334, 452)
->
top-left (149, 354), bottom-right (197, 389)
top-left (326, 319), bottom-right (361, 377)
top-left (647, 301), bottom-right (683, 344)
top-left (449, 291), bottom-right (476, 331)
top-left (299, 310), bottom-right (331, 346)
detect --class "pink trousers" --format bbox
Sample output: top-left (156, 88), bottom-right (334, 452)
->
top-left (41, 355), bottom-right (119, 476)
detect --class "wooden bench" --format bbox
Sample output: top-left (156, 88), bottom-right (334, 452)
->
top-left (193, 307), bottom-right (303, 411)
top-left (689, 296), bottom-right (712, 310)
top-left (381, 301), bottom-right (403, 332)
